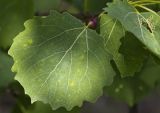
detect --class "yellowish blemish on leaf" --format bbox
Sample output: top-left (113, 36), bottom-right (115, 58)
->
top-left (27, 39), bottom-right (33, 44)
top-left (70, 81), bottom-right (75, 87)
top-left (23, 39), bottom-right (33, 47)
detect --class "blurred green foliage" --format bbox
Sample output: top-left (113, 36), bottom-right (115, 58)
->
top-left (0, 0), bottom-right (160, 113)
top-left (0, 50), bottom-right (14, 88)
top-left (0, 0), bottom-right (34, 48)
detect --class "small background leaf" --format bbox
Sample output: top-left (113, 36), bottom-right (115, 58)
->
top-left (139, 57), bottom-right (160, 88)
top-left (104, 74), bottom-right (149, 106)
top-left (105, 56), bottom-right (160, 106)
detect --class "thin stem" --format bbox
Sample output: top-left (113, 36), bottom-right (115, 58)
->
top-left (130, 0), bottom-right (160, 3)
top-left (98, 11), bottom-right (106, 18)
top-left (135, 4), bottom-right (160, 17)
top-left (135, 2), bottom-right (160, 6)
top-left (129, 0), bottom-right (160, 5)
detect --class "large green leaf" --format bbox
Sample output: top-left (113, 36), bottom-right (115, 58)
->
top-left (0, 50), bottom-right (14, 87)
top-left (0, 0), bottom-right (34, 48)
top-left (9, 11), bottom-right (115, 110)
top-left (100, 14), bottom-right (147, 77)
top-left (105, 0), bottom-right (160, 58)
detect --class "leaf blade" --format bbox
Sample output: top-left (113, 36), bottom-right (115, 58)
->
top-left (100, 14), bottom-right (147, 77)
top-left (105, 0), bottom-right (160, 58)
top-left (9, 11), bottom-right (115, 110)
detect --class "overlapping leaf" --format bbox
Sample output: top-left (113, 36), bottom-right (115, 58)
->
top-left (9, 11), bottom-right (115, 110)
top-left (0, 0), bottom-right (34, 48)
top-left (105, 0), bottom-right (160, 58)
top-left (104, 74), bottom-right (149, 106)
top-left (100, 14), bottom-right (147, 77)
top-left (0, 50), bottom-right (14, 87)
top-left (139, 57), bottom-right (160, 88)
top-left (105, 56), bottom-right (160, 106)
